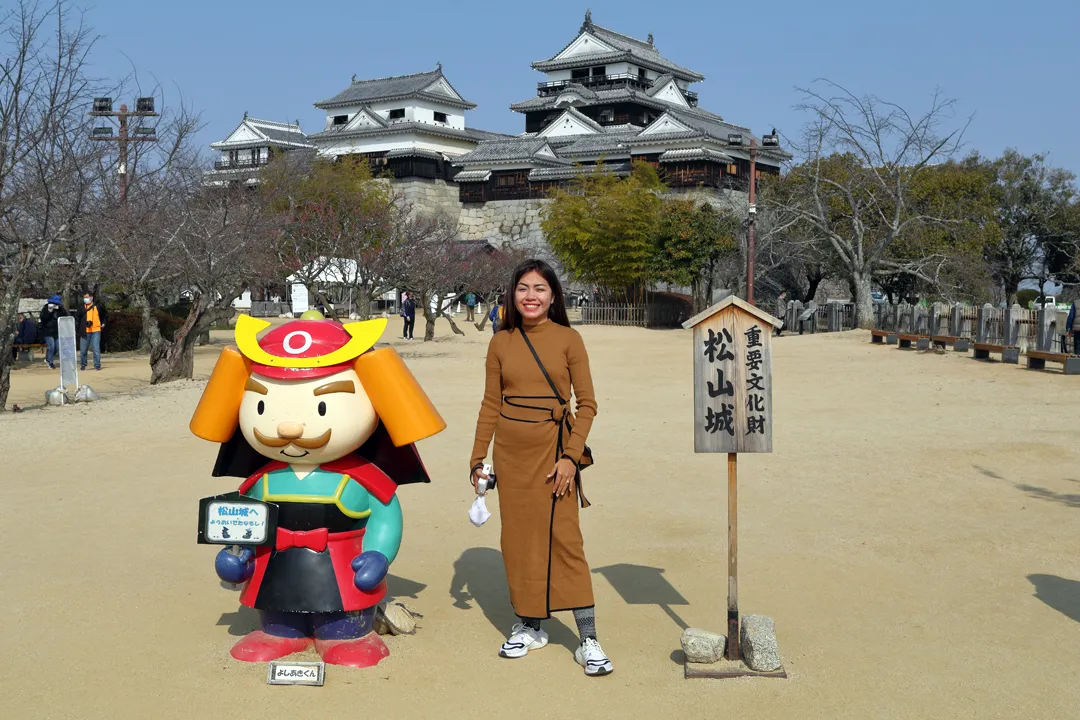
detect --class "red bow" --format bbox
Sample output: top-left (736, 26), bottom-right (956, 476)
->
top-left (276, 528), bottom-right (329, 552)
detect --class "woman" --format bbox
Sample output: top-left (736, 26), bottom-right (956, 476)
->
top-left (470, 259), bottom-right (612, 676)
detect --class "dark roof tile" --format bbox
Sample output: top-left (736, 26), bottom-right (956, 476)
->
top-left (314, 69), bottom-right (476, 110)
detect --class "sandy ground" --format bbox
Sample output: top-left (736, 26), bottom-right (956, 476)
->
top-left (2, 323), bottom-right (1079, 719)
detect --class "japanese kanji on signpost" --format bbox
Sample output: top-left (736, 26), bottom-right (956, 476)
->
top-left (681, 295), bottom-right (784, 679)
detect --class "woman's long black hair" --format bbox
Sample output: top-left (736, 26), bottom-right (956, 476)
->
top-left (500, 259), bottom-right (571, 331)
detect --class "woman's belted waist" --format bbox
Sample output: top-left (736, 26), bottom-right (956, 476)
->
top-left (501, 395), bottom-right (570, 425)
top-left (501, 395), bottom-right (590, 509)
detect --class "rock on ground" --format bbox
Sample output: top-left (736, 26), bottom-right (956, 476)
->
top-left (740, 614), bottom-right (781, 671)
top-left (680, 627), bottom-right (726, 664)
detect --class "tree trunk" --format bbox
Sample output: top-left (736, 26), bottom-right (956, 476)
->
top-left (0, 299), bottom-right (17, 411)
top-left (138, 290), bottom-right (206, 385)
top-left (850, 269), bottom-right (875, 329)
top-left (421, 292), bottom-right (437, 342)
top-left (804, 272), bottom-right (825, 305)
top-left (443, 314), bottom-right (466, 335)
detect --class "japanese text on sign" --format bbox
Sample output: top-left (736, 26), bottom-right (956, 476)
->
top-left (690, 301), bottom-right (774, 454)
top-left (267, 661), bottom-right (325, 686)
top-left (205, 500), bottom-right (269, 544)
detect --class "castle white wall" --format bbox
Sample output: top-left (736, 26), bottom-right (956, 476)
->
top-left (322, 99), bottom-right (465, 131)
top-left (315, 131), bottom-right (476, 159)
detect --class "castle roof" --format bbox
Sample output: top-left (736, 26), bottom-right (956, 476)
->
top-left (314, 68), bottom-right (476, 111)
top-left (531, 15), bottom-right (704, 83)
top-left (210, 117), bottom-right (314, 151)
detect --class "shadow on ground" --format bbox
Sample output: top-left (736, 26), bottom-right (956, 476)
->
top-left (974, 465), bottom-right (1080, 508)
top-left (215, 574), bottom-right (426, 636)
top-left (449, 547), bottom-right (578, 651)
top-left (216, 604), bottom-right (259, 637)
top-left (1028, 574), bottom-right (1080, 623)
top-left (1014, 485), bottom-right (1080, 508)
top-left (592, 563), bottom-right (690, 630)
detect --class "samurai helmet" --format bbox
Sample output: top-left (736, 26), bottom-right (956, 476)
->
top-left (234, 314), bottom-right (387, 380)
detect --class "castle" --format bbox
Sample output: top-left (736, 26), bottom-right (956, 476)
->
top-left (207, 12), bottom-right (786, 249)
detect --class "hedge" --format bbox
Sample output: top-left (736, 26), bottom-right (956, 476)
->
top-left (102, 310), bottom-right (186, 353)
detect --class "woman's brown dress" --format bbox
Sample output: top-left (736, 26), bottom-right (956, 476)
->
top-left (470, 321), bottom-right (598, 618)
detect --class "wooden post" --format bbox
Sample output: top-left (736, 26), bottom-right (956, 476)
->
top-left (683, 296), bottom-right (779, 674)
top-left (727, 452), bottom-right (739, 660)
top-left (977, 304), bottom-right (991, 343)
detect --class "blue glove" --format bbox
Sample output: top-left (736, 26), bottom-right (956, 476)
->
top-left (351, 551), bottom-right (389, 592)
top-left (215, 546), bottom-right (255, 583)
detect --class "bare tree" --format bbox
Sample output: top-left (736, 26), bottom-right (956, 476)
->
top-left (769, 81), bottom-right (969, 327)
top-left (0, 0), bottom-right (100, 409)
top-left (324, 183), bottom-right (411, 319)
top-left (397, 212), bottom-right (511, 341)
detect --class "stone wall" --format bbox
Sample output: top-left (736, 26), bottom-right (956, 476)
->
top-left (459, 199), bottom-right (549, 248)
top-left (396, 178), bottom-right (747, 251)
top-left (395, 178), bottom-right (460, 219)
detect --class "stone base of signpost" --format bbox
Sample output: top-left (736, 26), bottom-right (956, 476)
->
top-left (681, 617), bottom-right (787, 680)
top-left (684, 658), bottom-right (788, 680)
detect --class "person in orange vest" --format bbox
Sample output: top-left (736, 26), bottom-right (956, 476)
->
top-left (77, 291), bottom-right (108, 371)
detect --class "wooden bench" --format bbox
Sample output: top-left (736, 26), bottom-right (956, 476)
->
top-left (931, 335), bottom-right (970, 352)
top-left (1025, 350), bottom-right (1080, 375)
top-left (13, 343), bottom-right (46, 362)
top-left (896, 333), bottom-right (931, 350)
top-left (972, 342), bottom-right (1019, 364)
top-left (870, 329), bottom-right (897, 345)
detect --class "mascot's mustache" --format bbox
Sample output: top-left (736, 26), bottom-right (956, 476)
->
top-left (253, 427), bottom-right (332, 449)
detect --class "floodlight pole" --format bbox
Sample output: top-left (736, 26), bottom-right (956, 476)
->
top-left (90, 99), bottom-right (159, 204)
top-left (746, 139), bottom-right (757, 305)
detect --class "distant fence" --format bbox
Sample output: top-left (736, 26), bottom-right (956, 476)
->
top-left (579, 303), bottom-right (689, 328)
top-left (249, 301), bottom-right (292, 317)
top-left (780, 300), bottom-right (857, 334)
top-left (873, 301), bottom-right (1075, 353)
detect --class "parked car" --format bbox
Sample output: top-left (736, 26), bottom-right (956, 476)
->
top-left (871, 291), bottom-right (886, 304)
top-left (1032, 295), bottom-right (1058, 310)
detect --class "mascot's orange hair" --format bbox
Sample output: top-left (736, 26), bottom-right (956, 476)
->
top-left (189, 346), bottom-right (445, 448)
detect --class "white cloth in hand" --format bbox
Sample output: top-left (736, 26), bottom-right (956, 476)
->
top-left (468, 496), bottom-right (491, 527)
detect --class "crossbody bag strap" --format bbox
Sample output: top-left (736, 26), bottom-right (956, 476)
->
top-left (521, 329), bottom-right (590, 509)
top-left (520, 330), bottom-right (565, 404)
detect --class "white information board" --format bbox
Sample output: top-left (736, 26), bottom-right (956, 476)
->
top-left (204, 500), bottom-right (271, 544)
top-left (57, 315), bottom-right (78, 392)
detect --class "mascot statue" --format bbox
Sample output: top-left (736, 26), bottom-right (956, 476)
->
top-left (189, 313), bottom-right (444, 668)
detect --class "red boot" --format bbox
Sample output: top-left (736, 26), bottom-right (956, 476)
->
top-left (230, 631), bottom-right (312, 662)
top-left (315, 633), bottom-right (389, 668)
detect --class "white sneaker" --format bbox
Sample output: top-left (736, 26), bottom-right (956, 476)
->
top-left (499, 623), bottom-right (549, 658)
top-left (575, 638), bottom-right (613, 676)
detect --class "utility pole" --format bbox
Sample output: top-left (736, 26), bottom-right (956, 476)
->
top-left (728, 130), bottom-right (780, 306)
top-left (90, 96), bottom-right (159, 203)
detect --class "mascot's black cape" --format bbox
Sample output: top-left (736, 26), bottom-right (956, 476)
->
top-left (212, 422), bottom-right (431, 487)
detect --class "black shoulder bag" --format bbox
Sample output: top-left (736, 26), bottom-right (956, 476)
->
top-left (519, 329), bottom-right (594, 470)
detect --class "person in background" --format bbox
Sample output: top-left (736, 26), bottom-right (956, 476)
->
top-left (401, 291), bottom-right (416, 340)
top-left (76, 290), bottom-right (108, 371)
top-left (775, 291), bottom-right (788, 336)
top-left (488, 295), bottom-right (504, 335)
top-left (1068, 298), bottom-right (1078, 354)
top-left (12, 312), bottom-right (38, 360)
top-left (39, 295), bottom-right (67, 370)
top-left (465, 291), bottom-right (477, 322)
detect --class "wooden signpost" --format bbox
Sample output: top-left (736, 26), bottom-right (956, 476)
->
top-left (682, 296), bottom-right (782, 678)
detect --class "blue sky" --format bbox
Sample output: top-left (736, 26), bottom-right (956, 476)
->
top-left (87, 0), bottom-right (1079, 174)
